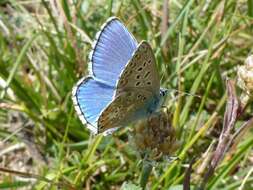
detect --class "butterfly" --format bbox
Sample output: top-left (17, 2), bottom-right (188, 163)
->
top-left (72, 17), bottom-right (168, 135)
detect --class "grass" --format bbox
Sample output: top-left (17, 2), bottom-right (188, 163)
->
top-left (0, 0), bottom-right (253, 189)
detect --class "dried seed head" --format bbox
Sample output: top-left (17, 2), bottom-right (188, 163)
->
top-left (237, 55), bottom-right (253, 105)
top-left (237, 55), bottom-right (253, 94)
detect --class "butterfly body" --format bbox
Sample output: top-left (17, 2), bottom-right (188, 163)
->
top-left (72, 17), bottom-right (167, 134)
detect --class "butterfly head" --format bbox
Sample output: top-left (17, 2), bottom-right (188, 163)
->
top-left (159, 88), bottom-right (168, 97)
top-left (158, 88), bottom-right (168, 106)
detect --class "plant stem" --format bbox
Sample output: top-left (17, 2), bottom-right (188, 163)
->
top-left (139, 160), bottom-right (153, 189)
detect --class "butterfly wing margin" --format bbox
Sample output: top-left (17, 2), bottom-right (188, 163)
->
top-left (89, 17), bottom-right (138, 86)
top-left (115, 41), bottom-right (160, 97)
top-left (72, 77), bottom-right (114, 134)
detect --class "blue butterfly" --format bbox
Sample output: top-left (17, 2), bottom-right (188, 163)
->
top-left (72, 17), bottom-right (167, 134)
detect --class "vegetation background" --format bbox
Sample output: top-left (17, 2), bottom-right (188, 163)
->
top-left (0, 0), bottom-right (253, 189)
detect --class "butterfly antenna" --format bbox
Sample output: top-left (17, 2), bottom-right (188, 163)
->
top-left (159, 73), bottom-right (201, 98)
top-left (168, 89), bottom-right (202, 99)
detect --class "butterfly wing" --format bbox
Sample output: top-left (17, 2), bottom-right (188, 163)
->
top-left (73, 17), bottom-right (138, 134)
top-left (72, 77), bottom-right (114, 133)
top-left (97, 41), bottom-right (161, 133)
top-left (89, 17), bottom-right (138, 86)
top-left (115, 41), bottom-right (160, 96)
top-left (97, 90), bottom-right (154, 133)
